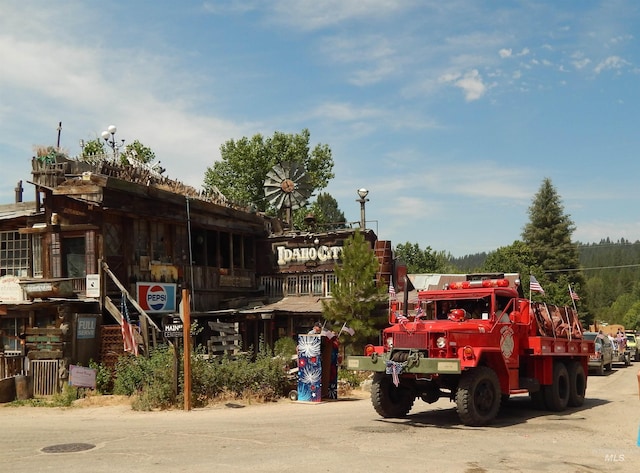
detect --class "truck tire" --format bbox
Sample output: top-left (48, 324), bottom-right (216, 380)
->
top-left (544, 361), bottom-right (570, 411)
top-left (567, 361), bottom-right (586, 407)
top-left (371, 372), bottom-right (415, 418)
top-left (456, 366), bottom-right (501, 426)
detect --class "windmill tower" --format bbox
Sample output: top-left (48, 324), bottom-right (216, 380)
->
top-left (264, 162), bottom-right (313, 228)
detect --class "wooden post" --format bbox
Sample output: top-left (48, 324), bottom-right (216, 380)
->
top-left (182, 289), bottom-right (191, 411)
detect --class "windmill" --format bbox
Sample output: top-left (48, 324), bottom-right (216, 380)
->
top-left (264, 162), bottom-right (313, 228)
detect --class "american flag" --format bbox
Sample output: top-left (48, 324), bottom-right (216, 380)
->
top-left (530, 275), bottom-right (545, 295)
top-left (415, 306), bottom-right (425, 319)
top-left (395, 312), bottom-right (409, 324)
top-left (388, 283), bottom-right (396, 300)
top-left (121, 295), bottom-right (139, 356)
top-left (569, 286), bottom-right (580, 301)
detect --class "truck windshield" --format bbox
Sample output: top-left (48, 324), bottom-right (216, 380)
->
top-left (431, 297), bottom-right (491, 320)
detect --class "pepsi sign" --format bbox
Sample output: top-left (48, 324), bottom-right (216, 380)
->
top-left (136, 282), bottom-right (177, 313)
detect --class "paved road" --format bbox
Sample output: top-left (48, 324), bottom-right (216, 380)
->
top-left (1, 364), bottom-right (639, 473)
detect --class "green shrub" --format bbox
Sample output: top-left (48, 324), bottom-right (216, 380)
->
top-left (89, 359), bottom-right (114, 394)
top-left (274, 337), bottom-right (296, 358)
top-left (88, 338), bottom-right (294, 409)
top-left (339, 368), bottom-right (369, 389)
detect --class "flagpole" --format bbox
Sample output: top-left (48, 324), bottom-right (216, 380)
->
top-left (569, 284), bottom-right (578, 312)
top-left (338, 322), bottom-right (346, 336)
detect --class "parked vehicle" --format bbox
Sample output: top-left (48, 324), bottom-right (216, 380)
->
top-left (346, 273), bottom-right (595, 426)
top-left (583, 332), bottom-right (613, 375)
top-left (625, 331), bottom-right (638, 362)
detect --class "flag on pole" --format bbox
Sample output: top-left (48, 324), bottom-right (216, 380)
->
top-left (343, 326), bottom-right (355, 336)
top-left (415, 305), bottom-right (425, 319)
top-left (121, 293), bottom-right (139, 356)
top-left (388, 282), bottom-right (396, 300)
top-left (395, 312), bottom-right (409, 324)
top-left (569, 286), bottom-right (580, 301)
top-left (530, 275), bottom-right (545, 295)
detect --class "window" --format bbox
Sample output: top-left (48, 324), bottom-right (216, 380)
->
top-left (1, 316), bottom-right (22, 352)
top-left (32, 235), bottom-right (43, 278)
top-left (312, 275), bottom-right (323, 296)
top-left (299, 275), bottom-right (311, 295)
top-left (63, 236), bottom-right (86, 278)
top-left (260, 276), bottom-right (283, 298)
top-left (326, 274), bottom-right (337, 296)
top-left (0, 231), bottom-right (30, 277)
top-left (286, 275), bottom-right (298, 296)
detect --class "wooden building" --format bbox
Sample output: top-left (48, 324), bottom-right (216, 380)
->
top-left (1, 153), bottom-right (393, 399)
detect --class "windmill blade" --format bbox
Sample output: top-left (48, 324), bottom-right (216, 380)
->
top-left (287, 162), bottom-right (306, 181)
top-left (265, 164), bottom-right (287, 184)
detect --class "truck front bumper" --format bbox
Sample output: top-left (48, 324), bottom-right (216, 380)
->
top-left (346, 354), bottom-right (461, 374)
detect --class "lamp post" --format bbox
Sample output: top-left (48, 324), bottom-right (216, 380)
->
top-left (356, 188), bottom-right (369, 229)
top-left (101, 125), bottom-right (125, 158)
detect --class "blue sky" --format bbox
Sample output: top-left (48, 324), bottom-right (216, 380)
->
top-left (2, 1), bottom-right (640, 257)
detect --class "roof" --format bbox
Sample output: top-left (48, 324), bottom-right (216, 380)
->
top-left (240, 296), bottom-right (326, 315)
top-left (0, 201), bottom-right (39, 221)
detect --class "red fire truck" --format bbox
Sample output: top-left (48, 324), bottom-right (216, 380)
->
top-left (346, 273), bottom-right (594, 426)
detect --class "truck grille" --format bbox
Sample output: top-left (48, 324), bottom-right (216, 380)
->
top-left (394, 332), bottom-right (429, 349)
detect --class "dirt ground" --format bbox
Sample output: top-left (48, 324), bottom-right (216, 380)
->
top-left (2, 366), bottom-right (639, 473)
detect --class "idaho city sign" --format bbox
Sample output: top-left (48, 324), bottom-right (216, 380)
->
top-left (276, 245), bottom-right (342, 266)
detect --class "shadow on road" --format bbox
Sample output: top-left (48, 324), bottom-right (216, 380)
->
top-left (368, 394), bottom-right (611, 430)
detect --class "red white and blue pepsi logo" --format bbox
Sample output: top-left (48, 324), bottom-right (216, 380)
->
top-left (146, 285), bottom-right (167, 311)
top-left (137, 283), bottom-right (177, 313)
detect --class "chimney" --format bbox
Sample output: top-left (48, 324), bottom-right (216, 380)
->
top-left (15, 180), bottom-right (23, 203)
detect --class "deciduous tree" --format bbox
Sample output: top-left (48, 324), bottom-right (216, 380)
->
top-left (203, 129), bottom-right (334, 211)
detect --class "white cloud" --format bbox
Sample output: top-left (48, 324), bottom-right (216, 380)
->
top-left (572, 58), bottom-right (592, 69)
top-left (594, 56), bottom-right (630, 74)
top-left (269, 0), bottom-right (417, 31)
top-left (444, 69), bottom-right (487, 101)
top-left (499, 48), bottom-right (512, 58)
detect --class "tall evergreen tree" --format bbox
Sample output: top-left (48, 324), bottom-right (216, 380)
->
top-left (322, 231), bottom-right (387, 346)
top-left (292, 192), bottom-right (346, 232)
top-left (522, 178), bottom-right (584, 305)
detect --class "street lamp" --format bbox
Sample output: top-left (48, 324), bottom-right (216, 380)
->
top-left (356, 188), bottom-right (369, 229)
top-left (101, 125), bottom-right (125, 158)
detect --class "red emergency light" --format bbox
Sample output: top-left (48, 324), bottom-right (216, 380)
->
top-left (448, 278), bottom-right (510, 290)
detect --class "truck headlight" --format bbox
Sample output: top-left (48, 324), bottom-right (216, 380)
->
top-left (386, 336), bottom-right (394, 349)
top-left (436, 337), bottom-right (447, 349)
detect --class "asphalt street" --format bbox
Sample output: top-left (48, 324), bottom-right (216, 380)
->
top-left (1, 363), bottom-right (639, 473)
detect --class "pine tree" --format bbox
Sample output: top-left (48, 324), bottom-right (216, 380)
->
top-left (321, 231), bottom-right (387, 343)
top-left (522, 178), bottom-right (584, 305)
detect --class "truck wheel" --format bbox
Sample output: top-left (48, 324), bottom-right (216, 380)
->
top-left (371, 372), bottom-right (415, 418)
top-left (567, 361), bottom-right (586, 407)
top-left (544, 362), bottom-right (570, 411)
top-left (456, 366), bottom-right (501, 426)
